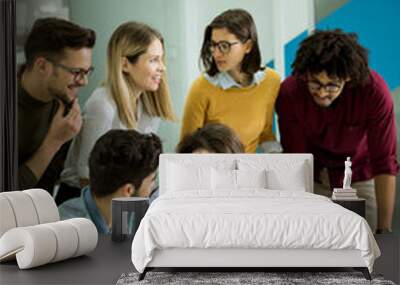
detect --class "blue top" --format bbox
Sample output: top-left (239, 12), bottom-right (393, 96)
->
top-left (58, 186), bottom-right (159, 234)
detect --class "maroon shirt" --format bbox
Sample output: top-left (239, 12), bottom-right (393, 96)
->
top-left (276, 70), bottom-right (398, 188)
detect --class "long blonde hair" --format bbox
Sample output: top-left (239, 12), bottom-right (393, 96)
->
top-left (105, 21), bottom-right (176, 129)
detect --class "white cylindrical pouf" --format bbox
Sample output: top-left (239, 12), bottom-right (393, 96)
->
top-left (24, 189), bottom-right (59, 223)
top-left (0, 218), bottom-right (98, 269)
top-left (65, 218), bottom-right (98, 257)
top-left (0, 226), bottom-right (57, 269)
top-left (1, 192), bottom-right (39, 227)
top-left (0, 196), bottom-right (17, 237)
top-left (42, 220), bottom-right (79, 262)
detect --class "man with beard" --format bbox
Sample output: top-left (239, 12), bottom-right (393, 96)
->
top-left (18, 17), bottom-right (96, 199)
top-left (276, 29), bottom-right (398, 234)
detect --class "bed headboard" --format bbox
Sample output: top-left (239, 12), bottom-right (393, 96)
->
top-left (159, 153), bottom-right (314, 195)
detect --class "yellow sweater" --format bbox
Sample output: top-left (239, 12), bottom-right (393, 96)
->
top-left (181, 68), bottom-right (281, 153)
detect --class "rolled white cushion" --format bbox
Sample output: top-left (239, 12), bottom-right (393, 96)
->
top-left (0, 191), bottom-right (39, 227)
top-left (42, 221), bottom-right (79, 262)
top-left (0, 226), bottom-right (57, 269)
top-left (0, 196), bottom-right (17, 237)
top-left (0, 218), bottom-right (98, 269)
top-left (0, 189), bottom-right (59, 238)
top-left (64, 218), bottom-right (98, 257)
top-left (23, 189), bottom-right (59, 223)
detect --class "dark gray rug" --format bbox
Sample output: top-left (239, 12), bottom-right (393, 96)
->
top-left (116, 271), bottom-right (395, 285)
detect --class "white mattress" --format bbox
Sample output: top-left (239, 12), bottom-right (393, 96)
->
top-left (131, 190), bottom-right (380, 273)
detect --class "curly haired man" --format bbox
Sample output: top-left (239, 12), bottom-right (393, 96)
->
top-left (276, 29), bottom-right (398, 233)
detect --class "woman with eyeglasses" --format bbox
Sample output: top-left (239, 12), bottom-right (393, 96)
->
top-left (180, 9), bottom-right (281, 153)
top-left (58, 21), bottom-right (176, 204)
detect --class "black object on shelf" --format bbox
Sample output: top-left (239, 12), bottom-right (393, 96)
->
top-left (332, 198), bottom-right (366, 218)
top-left (112, 197), bottom-right (149, 242)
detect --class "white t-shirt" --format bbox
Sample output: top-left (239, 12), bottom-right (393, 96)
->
top-left (61, 86), bottom-right (160, 188)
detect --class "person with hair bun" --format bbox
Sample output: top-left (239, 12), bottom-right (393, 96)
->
top-left (177, 123), bottom-right (244, 154)
top-left (181, 9), bottom-right (281, 154)
top-left (276, 29), bottom-right (398, 233)
top-left (59, 129), bottom-right (162, 234)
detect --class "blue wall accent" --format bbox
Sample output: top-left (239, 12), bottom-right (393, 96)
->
top-left (316, 0), bottom-right (400, 90)
top-left (284, 30), bottom-right (308, 77)
top-left (266, 59), bottom-right (275, 69)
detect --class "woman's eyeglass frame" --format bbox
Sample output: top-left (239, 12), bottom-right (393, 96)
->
top-left (208, 40), bottom-right (240, 54)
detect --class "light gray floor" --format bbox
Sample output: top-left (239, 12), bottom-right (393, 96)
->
top-left (0, 234), bottom-right (398, 284)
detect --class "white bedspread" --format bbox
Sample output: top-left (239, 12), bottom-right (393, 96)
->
top-left (131, 190), bottom-right (380, 272)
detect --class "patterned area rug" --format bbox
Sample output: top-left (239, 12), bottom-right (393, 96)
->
top-left (117, 271), bottom-right (395, 285)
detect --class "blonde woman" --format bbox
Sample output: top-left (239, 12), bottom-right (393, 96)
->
top-left (58, 21), bottom-right (176, 204)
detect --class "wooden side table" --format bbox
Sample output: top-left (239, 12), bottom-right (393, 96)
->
top-left (332, 198), bottom-right (366, 218)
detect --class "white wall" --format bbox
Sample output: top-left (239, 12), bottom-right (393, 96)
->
top-left (16, 0), bottom-right (70, 63)
top-left (271, 0), bottom-right (314, 77)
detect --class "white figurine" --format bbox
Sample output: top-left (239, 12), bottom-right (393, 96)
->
top-left (343, 157), bottom-right (352, 189)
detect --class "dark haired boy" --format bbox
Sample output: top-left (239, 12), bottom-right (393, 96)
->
top-left (18, 18), bottom-right (96, 201)
top-left (59, 129), bottom-right (162, 234)
top-left (276, 29), bottom-right (398, 233)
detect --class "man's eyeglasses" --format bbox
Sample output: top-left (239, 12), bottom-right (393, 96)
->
top-left (307, 81), bottom-right (342, 93)
top-left (47, 58), bottom-right (94, 81)
top-left (208, 40), bottom-right (239, 54)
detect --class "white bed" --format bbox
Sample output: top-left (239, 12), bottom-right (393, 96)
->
top-left (131, 154), bottom-right (380, 280)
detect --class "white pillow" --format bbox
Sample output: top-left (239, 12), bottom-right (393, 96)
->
top-left (166, 157), bottom-right (236, 170)
top-left (167, 162), bottom-right (212, 191)
top-left (266, 167), bottom-right (306, 191)
top-left (238, 159), bottom-right (306, 191)
top-left (211, 169), bottom-right (268, 190)
top-left (236, 169), bottom-right (267, 189)
top-left (212, 169), bottom-right (237, 190)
